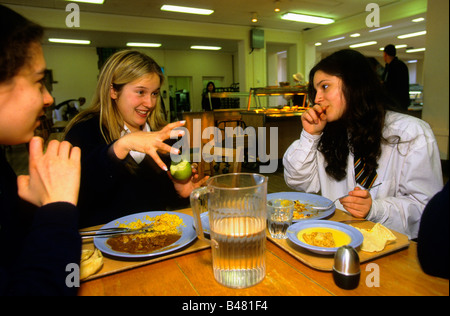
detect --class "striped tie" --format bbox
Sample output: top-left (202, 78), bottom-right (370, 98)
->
top-left (354, 156), bottom-right (378, 189)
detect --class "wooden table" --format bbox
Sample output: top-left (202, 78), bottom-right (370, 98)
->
top-left (78, 209), bottom-right (448, 296)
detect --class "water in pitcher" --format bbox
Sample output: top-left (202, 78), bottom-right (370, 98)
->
top-left (210, 215), bottom-right (266, 288)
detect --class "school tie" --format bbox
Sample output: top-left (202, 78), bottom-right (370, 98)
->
top-left (354, 155), bottom-right (378, 189)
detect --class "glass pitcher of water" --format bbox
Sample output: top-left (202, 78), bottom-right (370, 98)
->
top-left (190, 173), bottom-right (268, 289)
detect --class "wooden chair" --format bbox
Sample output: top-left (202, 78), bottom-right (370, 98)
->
top-left (215, 119), bottom-right (246, 174)
top-left (182, 112), bottom-right (215, 178)
top-left (182, 112), bottom-right (242, 178)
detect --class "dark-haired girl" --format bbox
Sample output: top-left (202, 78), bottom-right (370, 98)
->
top-left (283, 49), bottom-right (443, 239)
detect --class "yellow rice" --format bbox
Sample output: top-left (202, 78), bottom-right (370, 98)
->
top-left (115, 213), bottom-right (185, 238)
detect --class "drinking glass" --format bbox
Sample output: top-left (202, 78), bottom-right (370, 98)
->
top-left (267, 199), bottom-right (294, 239)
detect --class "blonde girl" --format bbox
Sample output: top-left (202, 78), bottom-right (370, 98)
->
top-left (65, 50), bottom-right (206, 227)
top-left (65, 49), bottom-right (181, 171)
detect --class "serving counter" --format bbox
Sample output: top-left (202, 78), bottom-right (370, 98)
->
top-left (240, 109), bottom-right (304, 160)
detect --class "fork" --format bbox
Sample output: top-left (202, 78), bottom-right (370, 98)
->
top-left (80, 223), bottom-right (154, 239)
top-left (312, 183), bottom-right (382, 211)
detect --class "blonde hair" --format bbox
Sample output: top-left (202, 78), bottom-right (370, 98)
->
top-left (65, 50), bottom-right (167, 143)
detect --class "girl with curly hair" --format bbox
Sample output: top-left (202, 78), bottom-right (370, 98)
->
top-left (283, 49), bottom-right (443, 239)
top-left (1, 4), bottom-right (80, 295)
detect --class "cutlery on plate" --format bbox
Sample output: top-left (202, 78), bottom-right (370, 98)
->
top-left (80, 223), bottom-right (154, 239)
top-left (312, 183), bottom-right (382, 211)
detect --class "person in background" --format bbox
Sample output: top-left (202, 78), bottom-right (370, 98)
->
top-left (201, 81), bottom-right (220, 111)
top-left (0, 4), bottom-right (81, 295)
top-left (381, 44), bottom-right (411, 112)
top-left (64, 50), bottom-right (207, 228)
top-left (417, 181), bottom-right (449, 279)
top-left (283, 49), bottom-right (443, 239)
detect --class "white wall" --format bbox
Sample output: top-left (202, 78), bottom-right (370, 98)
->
top-left (43, 45), bottom-right (98, 109)
top-left (163, 50), bottom-right (235, 112)
top-left (423, 0), bottom-right (449, 159)
top-left (42, 45), bottom-right (236, 114)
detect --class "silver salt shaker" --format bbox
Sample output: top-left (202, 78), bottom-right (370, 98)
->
top-left (333, 245), bottom-right (360, 289)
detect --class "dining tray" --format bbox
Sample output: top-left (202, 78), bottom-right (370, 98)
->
top-left (268, 209), bottom-right (410, 271)
top-left (81, 209), bottom-right (210, 282)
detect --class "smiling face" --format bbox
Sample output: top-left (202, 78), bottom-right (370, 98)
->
top-left (110, 73), bottom-right (161, 133)
top-left (0, 43), bottom-right (54, 145)
top-left (313, 70), bottom-right (347, 122)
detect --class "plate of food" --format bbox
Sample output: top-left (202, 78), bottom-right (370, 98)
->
top-left (267, 192), bottom-right (335, 221)
top-left (192, 212), bottom-right (210, 235)
top-left (287, 220), bottom-right (363, 255)
top-left (93, 211), bottom-right (197, 259)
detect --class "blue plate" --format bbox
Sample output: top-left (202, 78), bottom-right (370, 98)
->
top-left (267, 192), bottom-right (335, 221)
top-left (287, 220), bottom-right (363, 255)
top-left (94, 211), bottom-right (197, 259)
top-left (192, 212), bottom-right (210, 235)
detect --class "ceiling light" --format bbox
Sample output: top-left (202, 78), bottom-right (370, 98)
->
top-left (379, 44), bottom-right (408, 51)
top-left (369, 25), bottom-right (392, 32)
top-left (328, 36), bottom-right (345, 42)
top-left (398, 31), bottom-right (426, 39)
top-left (350, 33), bottom-right (360, 38)
top-left (48, 38), bottom-right (91, 45)
top-left (412, 17), bottom-right (425, 22)
top-left (160, 5), bottom-right (214, 15)
top-left (315, 42), bottom-right (322, 46)
top-left (190, 45), bottom-right (222, 51)
top-left (65, 0), bottom-right (105, 3)
top-left (406, 47), bottom-right (426, 53)
top-left (349, 41), bottom-right (377, 48)
top-left (281, 13), bottom-right (334, 25)
top-left (126, 42), bottom-right (162, 48)
top-left (251, 12), bottom-right (258, 23)
top-left (407, 60), bottom-right (418, 63)
top-left (274, 1), bottom-right (281, 12)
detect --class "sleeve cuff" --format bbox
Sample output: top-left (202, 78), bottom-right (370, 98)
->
top-left (33, 202), bottom-right (79, 231)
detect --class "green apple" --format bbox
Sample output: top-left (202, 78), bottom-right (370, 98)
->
top-left (170, 159), bottom-right (192, 181)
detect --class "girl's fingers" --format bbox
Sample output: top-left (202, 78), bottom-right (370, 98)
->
top-left (28, 137), bottom-right (44, 163)
top-left (57, 140), bottom-right (73, 159)
top-left (16, 175), bottom-right (31, 197)
top-left (349, 187), bottom-right (371, 198)
top-left (148, 151), bottom-right (168, 171)
top-left (155, 141), bottom-right (180, 155)
top-left (69, 145), bottom-right (81, 163)
top-left (161, 120), bottom-right (186, 137)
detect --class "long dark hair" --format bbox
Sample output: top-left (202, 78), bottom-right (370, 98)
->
top-left (307, 49), bottom-right (393, 181)
top-left (0, 4), bottom-right (44, 83)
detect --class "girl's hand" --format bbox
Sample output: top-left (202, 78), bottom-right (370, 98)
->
top-left (301, 104), bottom-right (328, 135)
top-left (113, 120), bottom-right (186, 171)
top-left (340, 186), bottom-right (373, 218)
top-left (169, 163), bottom-right (209, 198)
top-left (17, 137), bottom-right (81, 206)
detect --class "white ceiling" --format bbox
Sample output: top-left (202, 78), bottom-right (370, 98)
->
top-left (1, 0), bottom-right (427, 59)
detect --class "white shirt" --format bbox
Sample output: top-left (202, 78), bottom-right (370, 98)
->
top-left (283, 111), bottom-right (443, 239)
top-left (121, 123), bottom-right (150, 164)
